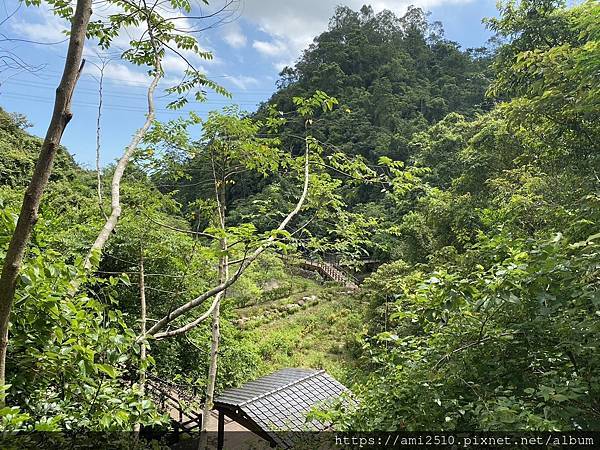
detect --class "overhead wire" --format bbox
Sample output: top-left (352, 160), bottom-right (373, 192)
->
top-left (21, 61), bottom-right (278, 94)
top-left (0, 87), bottom-right (265, 110)
top-left (0, 92), bottom-right (264, 115)
top-left (2, 77), bottom-right (274, 101)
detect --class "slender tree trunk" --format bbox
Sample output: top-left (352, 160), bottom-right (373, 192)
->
top-left (134, 247), bottom-right (146, 436)
top-left (199, 242), bottom-right (227, 449)
top-left (139, 250), bottom-right (147, 389)
top-left (199, 178), bottom-right (228, 449)
top-left (0, 0), bottom-right (92, 406)
top-left (95, 60), bottom-right (108, 221)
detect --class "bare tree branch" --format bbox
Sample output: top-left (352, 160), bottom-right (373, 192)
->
top-left (85, 65), bottom-right (161, 269)
top-left (143, 141), bottom-right (311, 339)
top-left (90, 57), bottom-right (110, 221)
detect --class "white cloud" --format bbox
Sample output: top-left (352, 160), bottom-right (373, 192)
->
top-left (223, 23), bottom-right (248, 48)
top-left (11, 7), bottom-right (69, 43)
top-left (273, 60), bottom-right (293, 73)
top-left (83, 60), bottom-right (149, 86)
top-left (240, 0), bottom-right (474, 68)
top-left (226, 74), bottom-right (259, 90)
top-left (104, 64), bottom-right (150, 85)
top-left (164, 54), bottom-right (189, 73)
top-left (252, 40), bottom-right (287, 57)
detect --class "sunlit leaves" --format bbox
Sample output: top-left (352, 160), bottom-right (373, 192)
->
top-left (166, 69), bottom-right (230, 109)
top-left (293, 90), bottom-right (339, 118)
top-left (488, 0), bottom-right (599, 135)
top-left (346, 231), bottom-right (600, 430)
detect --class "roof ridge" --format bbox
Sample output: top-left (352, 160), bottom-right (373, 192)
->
top-left (239, 369), bottom-right (325, 407)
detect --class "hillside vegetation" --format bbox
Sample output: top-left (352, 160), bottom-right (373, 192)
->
top-left (0, 0), bottom-right (598, 439)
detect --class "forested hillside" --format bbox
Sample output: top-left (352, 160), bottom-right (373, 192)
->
top-left (266, 5), bottom-right (491, 163)
top-left (0, 0), bottom-right (598, 444)
top-left (318, 0), bottom-right (600, 431)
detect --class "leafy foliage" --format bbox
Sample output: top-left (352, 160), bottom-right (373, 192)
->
top-left (328, 0), bottom-right (600, 432)
top-left (0, 202), bottom-right (164, 431)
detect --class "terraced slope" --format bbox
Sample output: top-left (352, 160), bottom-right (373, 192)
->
top-left (237, 285), bottom-right (364, 383)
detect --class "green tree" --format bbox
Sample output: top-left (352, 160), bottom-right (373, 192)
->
top-left (0, 0), bottom-right (230, 405)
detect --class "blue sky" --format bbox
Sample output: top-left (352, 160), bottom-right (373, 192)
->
top-left (0, 0), bottom-right (497, 169)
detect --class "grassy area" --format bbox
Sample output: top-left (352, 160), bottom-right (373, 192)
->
top-left (238, 284), bottom-right (364, 385)
top-left (234, 276), bottom-right (323, 322)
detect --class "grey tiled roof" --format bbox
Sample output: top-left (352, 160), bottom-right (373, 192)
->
top-left (214, 368), bottom-right (351, 448)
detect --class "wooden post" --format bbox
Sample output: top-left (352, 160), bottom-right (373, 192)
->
top-left (217, 409), bottom-right (224, 450)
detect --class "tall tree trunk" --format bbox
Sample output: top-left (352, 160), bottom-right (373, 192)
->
top-left (199, 180), bottom-right (228, 449)
top-left (134, 247), bottom-right (147, 436)
top-left (139, 250), bottom-right (147, 390)
top-left (199, 242), bottom-right (227, 449)
top-left (0, 0), bottom-right (92, 406)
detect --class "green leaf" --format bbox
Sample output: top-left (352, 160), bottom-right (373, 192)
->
top-left (96, 363), bottom-right (118, 379)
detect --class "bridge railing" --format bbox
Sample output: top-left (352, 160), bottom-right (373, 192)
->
top-left (309, 253), bottom-right (359, 284)
top-left (281, 252), bottom-right (359, 287)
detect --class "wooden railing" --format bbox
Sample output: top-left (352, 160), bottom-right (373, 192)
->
top-left (147, 375), bottom-right (203, 435)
